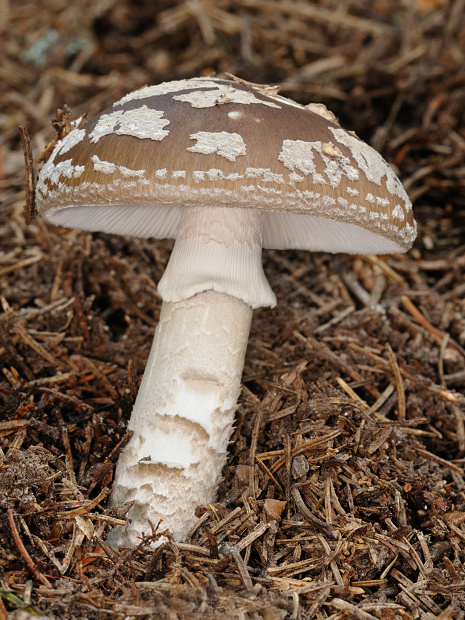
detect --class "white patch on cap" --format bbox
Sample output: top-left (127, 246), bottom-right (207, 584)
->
top-left (187, 131), bottom-right (246, 162)
top-left (193, 171), bottom-right (205, 182)
top-left (329, 127), bottom-right (412, 214)
top-left (323, 155), bottom-right (358, 186)
top-left (89, 106), bottom-right (170, 143)
top-left (91, 155), bottom-right (146, 178)
top-left (119, 166), bottom-right (145, 178)
top-left (228, 110), bottom-right (243, 119)
top-left (330, 127), bottom-right (389, 186)
top-left (58, 128), bottom-right (86, 155)
top-left (289, 172), bottom-right (304, 185)
top-left (245, 168), bottom-right (284, 184)
top-left (53, 160), bottom-right (85, 181)
top-left (92, 155), bottom-right (116, 174)
top-left (39, 159), bottom-right (85, 190)
top-left (386, 174), bottom-right (412, 210)
top-left (174, 83), bottom-right (280, 109)
top-left (400, 221), bottom-right (417, 242)
top-left (155, 169), bottom-right (167, 179)
top-left (391, 204), bottom-right (405, 221)
top-left (239, 185), bottom-right (256, 193)
top-left (35, 142), bottom-right (60, 197)
top-left (278, 139), bottom-right (358, 187)
top-left (114, 79), bottom-right (221, 106)
top-left (278, 140), bottom-right (318, 177)
top-left (171, 170), bottom-right (186, 179)
top-left (204, 169), bottom-right (224, 181)
top-left (189, 167), bottom-right (284, 184)
top-left (346, 187), bottom-right (359, 197)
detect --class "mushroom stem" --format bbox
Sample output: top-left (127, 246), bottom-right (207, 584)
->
top-left (109, 206), bottom-right (274, 545)
top-left (109, 291), bottom-right (252, 545)
top-left (158, 206), bottom-right (276, 309)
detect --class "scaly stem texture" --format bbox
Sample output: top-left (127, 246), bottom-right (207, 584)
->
top-left (109, 292), bottom-right (252, 545)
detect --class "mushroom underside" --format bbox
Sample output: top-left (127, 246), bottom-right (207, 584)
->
top-left (46, 204), bottom-right (405, 254)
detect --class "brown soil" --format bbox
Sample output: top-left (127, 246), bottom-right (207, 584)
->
top-left (1, 1), bottom-right (465, 618)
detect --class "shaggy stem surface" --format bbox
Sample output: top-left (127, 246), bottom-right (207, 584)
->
top-left (109, 206), bottom-right (274, 545)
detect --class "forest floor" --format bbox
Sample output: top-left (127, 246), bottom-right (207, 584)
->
top-left (1, 0), bottom-right (465, 618)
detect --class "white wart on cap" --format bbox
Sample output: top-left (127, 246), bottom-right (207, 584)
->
top-left (36, 77), bottom-right (416, 255)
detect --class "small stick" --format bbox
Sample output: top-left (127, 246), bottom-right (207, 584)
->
top-left (224, 72), bottom-right (280, 95)
top-left (453, 405), bottom-right (465, 455)
top-left (256, 457), bottom-right (285, 495)
top-left (0, 254), bottom-right (44, 278)
top-left (51, 105), bottom-right (72, 140)
top-left (284, 435), bottom-right (292, 520)
top-left (249, 408), bottom-right (264, 498)
top-left (13, 321), bottom-right (64, 369)
top-left (87, 429), bottom-right (133, 492)
top-left (55, 409), bottom-right (77, 486)
top-left (78, 356), bottom-right (119, 399)
top-left (7, 508), bottom-right (52, 588)
top-left (364, 383), bottom-right (395, 417)
top-left (326, 598), bottom-right (378, 620)
top-left (365, 254), bottom-right (405, 284)
top-left (267, 428), bottom-right (343, 477)
top-left (233, 521), bottom-right (269, 553)
top-left (438, 332), bottom-right (450, 387)
top-left (19, 125), bottom-right (37, 224)
top-left (401, 295), bottom-right (461, 352)
top-left (232, 550), bottom-right (253, 591)
top-left (291, 488), bottom-right (338, 540)
top-left (413, 446), bottom-right (464, 475)
top-left (336, 377), bottom-right (369, 409)
top-left (386, 344), bottom-right (406, 420)
top-left (307, 586), bottom-right (331, 619)
top-left (318, 535), bottom-right (344, 586)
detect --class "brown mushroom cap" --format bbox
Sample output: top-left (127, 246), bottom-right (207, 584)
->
top-left (36, 77), bottom-right (416, 254)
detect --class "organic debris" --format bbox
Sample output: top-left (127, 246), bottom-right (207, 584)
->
top-left (1, 0), bottom-right (465, 618)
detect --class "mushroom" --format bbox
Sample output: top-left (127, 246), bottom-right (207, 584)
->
top-left (36, 77), bottom-right (416, 546)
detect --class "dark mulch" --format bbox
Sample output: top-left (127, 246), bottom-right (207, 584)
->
top-left (1, 1), bottom-right (465, 618)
